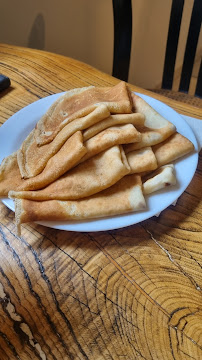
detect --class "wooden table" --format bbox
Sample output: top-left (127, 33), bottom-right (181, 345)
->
top-left (0, 43), bottom-right (201, 360)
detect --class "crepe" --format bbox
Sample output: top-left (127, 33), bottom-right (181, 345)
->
top-left (36, 81), bottom-right (132, 145)
top-left (17, 104), bottom-right (110, 178)
top-left (142, 164), bottom-right (176, 194)
top-left (9, 146), bottom-right (131, 201)
top-left (79, 124), bottom-right (141, 164)
top-left (124, 92), bottom-right (176, 152)
top-left (0, 132), bottom-right (86, 196)
top-left (0, 82), bottom-right (196, 236)
top-left (83, 113), bottom-right (145, 141)
top-left (0, 152), bottom-right (23, 197)
top-left (19, 131), bottom-right (86, 191)
top-left (153, 133), bottom-right (195, 166)
top-left (15, 174), bottom-right (146, 235)
top-left (126, 147), bottom-right (158, 174)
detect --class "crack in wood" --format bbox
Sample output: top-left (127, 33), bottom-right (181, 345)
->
top-left (0, 330), bottom-right (22, 360)
top-left (0, 225), bottom-right (77, 360)
top-left (108, 232), bottom-right (157, 286)
top-left (0, 281), bottom-right (47, 360)
top-left (145, 229), bottom-right (201, 291)
top-left (86, 233), bottom-right (169, 316)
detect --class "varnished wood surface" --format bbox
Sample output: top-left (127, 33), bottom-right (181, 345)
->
top-left (0, 43), bottom-right (201, 360)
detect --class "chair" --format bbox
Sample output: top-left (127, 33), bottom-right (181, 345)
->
top-left (112, 0), bottom-right (202, 106)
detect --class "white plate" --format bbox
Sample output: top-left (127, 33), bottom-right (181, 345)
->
top-left (0, 92), bottom-right (198, 232)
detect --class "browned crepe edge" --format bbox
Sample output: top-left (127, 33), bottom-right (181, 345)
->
top-left (126, 146), bottom-right (158, 174)
top-left (15, 174), bottom-right (146, 236)
top-left (83, 113), bottom-right (145, 141)
top-left (35, 86), bottom-right (93, 145)
top-left (17, 104), bottom-right (110, 178)
top-left (79, 124), bottom-right (142, 164)
top-left (18, 131), bottom-right (87, 191)
top-left (10, 146), bottom-right (131, 201)
top-left (124, 92), bottom-right (176, 152)
top-left (153, 132), bottom-right (195, 166)
top-left (36, 82), bottom-right (132, 145)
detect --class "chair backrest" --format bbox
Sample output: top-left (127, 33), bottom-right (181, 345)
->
top-left (112, 0), bottom-right (132, 82)
top-left (112, 0), bottom-right (202, 98)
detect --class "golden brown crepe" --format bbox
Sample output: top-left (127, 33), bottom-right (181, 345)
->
top-left (0, 152), bottom-right (22, 197)
top-left (15, 174), bottom-right (146, 235)
top-left (9, 146), bottom-right (131, 201)
top-left (79, 124), bottom-right (141, 164)
top-left (126, 147), bottom-right (158, 174)
top-left (18, 131), bottom-right (87, 191)
top-left (0, 132), bottom-right (86, 196)
top-left (124, 92), bottom-right (176, 152)
top-left (17, 104), bottom-right (110, 178)
top-left (142, 164), bottom-right (177, 195)
top-left (36, 81), bottom-right (132, 145)
top-left (0, 82), bottom-right (196, 236)
top-left (83, 113), bottom-right (145, 141)
top-left (153, 132), bottom-right (195, 166)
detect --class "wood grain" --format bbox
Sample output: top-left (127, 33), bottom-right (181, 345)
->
top-left (0, 43), bottom-right (202, 360)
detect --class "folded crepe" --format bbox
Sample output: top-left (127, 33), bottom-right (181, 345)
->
top-left (79, 124), bottom-right (141, 164)
top-left (1, 82), bottom-right (196, 236)
top-left (124, 92), bottom-right (176, 152)
top-left (0, 132), bottom-right (86, 196)
top-left (36, 81), bottom-right (132, 145)
top-left (142, 164), bottom-right (176, 195)
top-left (83, 113), bottom-right (145, 141)
top-left (15, 174), bottom-right (146, 235)
top-left (17, 104), bottom-right (110, 178)
top-left (153, 132), bottom-right (195, 166)
top-left (9, 146), bottom-right (131, 201)
top-left (126, 147), bottom-right (158, 174)
top-left (0, 152), bottom-right (23, 197)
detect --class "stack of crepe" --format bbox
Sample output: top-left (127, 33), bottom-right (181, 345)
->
top-left (0, 82), bottom-right (195, 235)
